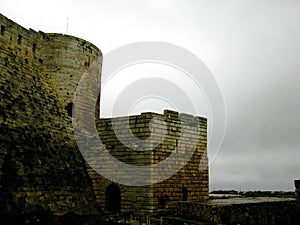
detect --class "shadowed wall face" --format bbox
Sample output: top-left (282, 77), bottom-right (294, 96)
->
top-left (0, 13), bottom-right (102, 216)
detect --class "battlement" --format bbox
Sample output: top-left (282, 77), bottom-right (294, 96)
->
top-left (0, 13), bottom-right (102, 114)
top-left (98, 110), bottom-right (206, 157)
top-left (0, 13), bottom-right (41, 60)
top-left (0, 13), bottom-right (100, 61)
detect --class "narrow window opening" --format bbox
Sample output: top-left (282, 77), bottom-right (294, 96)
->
top-left (4, 58), bottom-right (8, 66)
top-left (65, 102), bottom-right (73, 117)
top-left (182, 187), bottom-right (188, 201)
top-left (1, 25), bottom-right (5, 35)
top-left (32, 43), bottom-right (37, 54)
top-left (17, 34), bottom-right (22, 44)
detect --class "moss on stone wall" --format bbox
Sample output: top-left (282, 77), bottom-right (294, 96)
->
top-left (0, 13), bottom-right (102, 216)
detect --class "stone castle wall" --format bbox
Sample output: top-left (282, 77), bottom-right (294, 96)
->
top-left (177, 199), bottom-right (300, 225)
top-left (0, 13), bottom-right (209, 218)
top-left (88, 110), bottom-right (208, 214)
top-left (0, 13), bottom-right (102, 216)
top-left (151, 110), bottom-right (208, 212)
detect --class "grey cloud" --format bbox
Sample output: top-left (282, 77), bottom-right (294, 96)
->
top-left (1, 0), bottom-right (300, 191)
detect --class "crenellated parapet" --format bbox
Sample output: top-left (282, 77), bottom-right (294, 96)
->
top-left (0, 13), bottom-right (102, 116)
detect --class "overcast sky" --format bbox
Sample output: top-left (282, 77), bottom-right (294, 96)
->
top-left (1, 0), bottom-right (300, 191)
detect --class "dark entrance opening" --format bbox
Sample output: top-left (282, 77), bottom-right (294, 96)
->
top-left (105, 184), bottom-right (121, 212)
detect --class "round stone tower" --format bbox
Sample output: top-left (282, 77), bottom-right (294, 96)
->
top-left (40, 33), bottom-right (102, 118)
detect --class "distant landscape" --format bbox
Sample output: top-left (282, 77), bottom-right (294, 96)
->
top-left (210, 190), bottom-right (296, 199)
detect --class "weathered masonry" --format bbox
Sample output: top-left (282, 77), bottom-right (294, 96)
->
top-left (0, 12), bottom-right (208, 217)
top-left (0, 13), bottom-right (101, 216)
top-left (177, 198), bottom-right (300, 225)
top-left (88, 110), bottom-right (208, 213)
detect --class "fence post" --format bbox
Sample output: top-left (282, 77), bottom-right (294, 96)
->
top-left (295, 179), bottom-right (300, 201)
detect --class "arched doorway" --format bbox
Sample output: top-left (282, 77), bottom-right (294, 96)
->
top-left (105, 184), bottom-right (121, 212)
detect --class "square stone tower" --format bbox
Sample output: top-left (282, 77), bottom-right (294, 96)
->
top-left (87, 110), bottom-right (208, 214)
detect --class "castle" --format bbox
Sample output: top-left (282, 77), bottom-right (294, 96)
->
top-left (2, 13), bottom-right (300, 225)
top-left (0, 13), bottom-right (208, 218)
